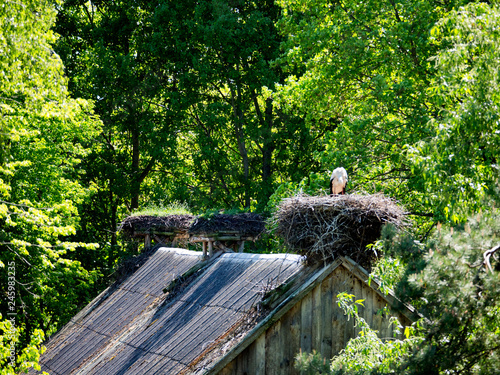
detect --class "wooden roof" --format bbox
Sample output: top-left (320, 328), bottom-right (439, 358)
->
top-left (31, 248), bottom-right (304, 375)
top-left (31, 246), bottom-right (418, 375)
top-left (205, 256), bottom-right (419, 375)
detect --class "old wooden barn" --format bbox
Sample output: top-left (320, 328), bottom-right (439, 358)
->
top-left (30, 245), bottom-right (417, 375)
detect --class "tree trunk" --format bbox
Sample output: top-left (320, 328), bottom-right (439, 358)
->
top-left (110, 188), bottom-right (118, 266)
top-left (110, 193), bottom-right (118, 249)
top-left (261, 97), bottom-right (275, 201)
top-left (252, 92), bottom-right (275, 206)
top-left (230, 79), bottom-right (250, 208)
top-left (131, 126), bottom-right (140, 210)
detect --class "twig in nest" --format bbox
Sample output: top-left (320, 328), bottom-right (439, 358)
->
top-left (189, 213), bottom-right (265, 237)
top-left (484, 244), bottom-right (500, 274)
top-left (119, 214), bottom-right (195, 237)
top-left (271, 193), bottom-right (406, 269)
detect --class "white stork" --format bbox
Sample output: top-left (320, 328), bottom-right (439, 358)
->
top-left (330, 167), bottom-right (348, 195)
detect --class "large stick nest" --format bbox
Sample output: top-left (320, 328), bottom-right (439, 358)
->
top-left (189, 213), bottom-right (265, 237)
top-left (119, 214), bottom-right (196, 237)
top-left (119, 213), bottom-right (265, 239)
top-left (272, 194), bottom-right (406, 268)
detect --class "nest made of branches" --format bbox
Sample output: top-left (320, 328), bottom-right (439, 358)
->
top-left (119, 214), bottom-right (196, 237)
top-left (272, 193), bottom-right (406, 268)
top-left (189, 213), bottom-right (266, 238)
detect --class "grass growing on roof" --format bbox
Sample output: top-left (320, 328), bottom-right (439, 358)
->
top-left (131, 201), bottom-right (192, 217)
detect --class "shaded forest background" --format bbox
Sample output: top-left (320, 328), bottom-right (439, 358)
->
top-left (1, 0), bottom-right (499, 373)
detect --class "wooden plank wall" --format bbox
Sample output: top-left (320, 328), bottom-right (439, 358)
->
top-left (219, 264), bottom-right (412, 375)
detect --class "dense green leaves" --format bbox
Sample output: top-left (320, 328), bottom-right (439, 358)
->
top-left (54, 0), bottom-right (325, 235)
top-left (399, 209), bottom-right (500, 373)
top-left (0, 0), bottom-right (101, 354)
top-left (53, 0), bottom-right (188, 269)
top-left (296, 208), bottom-right (500, 374)
top-left (275, 0), bottom-right (500, 223)
top-left (0, 314), bottom-right (47, 375)
top-left (138, 0), bottom-right (325, 211)
top-left (408, 2), bottom-right (500, 222)
top-left (2, 0), bottom-right (500, 372)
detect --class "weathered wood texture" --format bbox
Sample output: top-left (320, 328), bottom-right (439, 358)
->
top-left (136, 230), bottom-right (252, 255)
top-left (31, 250), bottom-right (305, 375)
top-left (219, 264), bottom-right (412, 375)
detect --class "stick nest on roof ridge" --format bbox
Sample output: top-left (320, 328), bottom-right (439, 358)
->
top-left (119, 214), bottom-right (196, 237)
top-left (271, 193), bottom-right (406, 269)
top-left (189, 213), bottom-right (265, 237)
top-left (119, 212), bottom-right (266, 239)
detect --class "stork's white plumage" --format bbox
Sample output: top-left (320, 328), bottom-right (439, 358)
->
top-left (330, 167), bottom-right (348, 195)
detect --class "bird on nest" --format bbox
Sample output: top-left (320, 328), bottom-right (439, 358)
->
top-left (329, 167), bottom-right (348, 195)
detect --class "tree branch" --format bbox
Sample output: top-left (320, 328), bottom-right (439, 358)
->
top-left (484, 244), bottom-right (499, 273)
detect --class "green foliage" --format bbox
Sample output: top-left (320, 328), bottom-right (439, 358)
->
top-left (265, 171), bottom-right (332, 214)
top-left (51, 0), bottom-right (327, 290)
top-left (397, 209), bottom-right (500, 374)
top-left (407, 2), bottom-right (500, 222)
top-left (162, 1), bottom-right (323, 212)
top-left (276, 0), bottom-right (499, 224)
top-left (0, 314), bottom-right (47, 375)
top-left (55, 0), bottom-right (325, 218)
top-left (332, 293), bottom-right (421, 374)
top-left (295, 350), bottom-right (332, 375)
top-left (366, 224), bottom-right (408, 295)
top-left (0, 0), bottom-right (101, 349)
top-left (198, 207), bottom-right (249, 219)
top-left (276, 0), bottom-right (455, 213)
top-left (369, 255), bottom-right (405, 296)
top-left (296, 293), bottom-right (422, 374)
top-left (366, 207), bottom-right (500, 373)
top-left (1, 0), bottom-right (498, 371)
top-left (54, 0), bottom-right (186, 261)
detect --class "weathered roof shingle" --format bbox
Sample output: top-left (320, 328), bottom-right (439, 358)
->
top-left (34, 248), bottom-right (303, 375)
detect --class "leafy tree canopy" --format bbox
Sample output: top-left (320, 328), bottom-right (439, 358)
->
top-left (296, 207), bottom-right (500, 374)
top-left (274, 0), bottom-right (499, 224)
top-left (289, 3), bottom-right (500, 373)
top-left (1, 0), bottom-right (499, 372)
top-left (0, 0), bottom-right (101, 356)
top-left (408, 1), bottom-right (500, 222)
